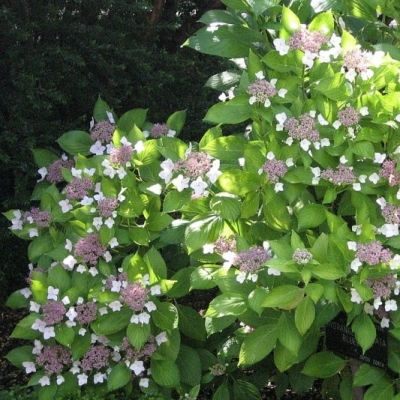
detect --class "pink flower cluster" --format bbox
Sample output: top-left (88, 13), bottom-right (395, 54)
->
top-left (337, 107), bottom-right (360, 127)
top-left (288, 28), bottom-right (329, 53)
top-left (233, 247), bottom-right (271, 274)
top-left (120, 335), bottom-right (157, 364)
top-left (292, 249), bottom-right (313, 265)
top-left (366, 274), bottom-right (397, 300)
top-left (46, 158), bottom-right (74, 183)
top-left (247, 79), bottom-right (277, 104)
top-left (214, 235), bottom-right (237, 254)
top-left (173, 152), bottom-right (212, 179)
top-left (97, 197), bottom-right (118, 218)
top-left (74, 234), bottom-right (107, 265)
top-left (63, 177), bottom-right (94, 200)
top-left (379, 160), bottom-right (400, 186)
top-left (262, 159), bottom-right (287, 182)
top-left (382, 203), bottom-right (400, 225)
top-left (23, 207), bottom-right (51, 227)
top-left (343, 48), bottom-right (372, 73)
top-left (356, 241), bottom-right (392, 266)
top-left (321, 165), bottom-right (356, 185)
top-left (42, 300), bottom-right (66, 325)
top-left (75, 301), bottom-right (97, 324)
top-left (284, 114), bottom-right (319, 141)
top-left (120, 282), bottom-right (150, 311)
top-left (110, 144), bottom-right (133, 166)
top-left (36, 345), bottom-right (72, 375)
top-left (80, 344), bottom-right (111, 371)
top-left (90, 121), bottom-right (115, 144)
top-left (151, 123), bottom-right (169, 138)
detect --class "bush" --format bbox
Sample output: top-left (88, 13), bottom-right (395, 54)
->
top-left (4, 1), bottom-right (400, 399)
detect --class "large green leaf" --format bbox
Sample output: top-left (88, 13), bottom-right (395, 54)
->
top-left (295, 296), bottom-right (315, 335)
top-left (117, 108), bottom-right (147, 132)
top-left (302, 351), bottom-right (345, 378)
top-left (28, 235), bottom-right (54, 264)
top-left (107, 363), bottom-right (132, 391)
top-left (90, 307), bottom-right (132, 336)
top-left (239, 324), bottom-right (278, 365)
top-left (203, 95), bottom-right (252, 124)
top-left (205, 293), bottom-right (247, 317)
top-left (5, 346), bottom-right (34, 368)
top-left (177, 304), bottom-right (207, 341)
top-left (127, 323), bottom-right (151, 350)
top-left (233, 380), bottom-right (262, 400)
top-left (176, 345), bottom-right (202, 386)
top-left (151, 360), bottom-right (180, 387)
top-left (262, 285), bottom-right (304, 310)
top-left (185, 215), bottom-right (223, 253)
top-left (152, 302), bottom-right (179, 331)
top-left (297, 204), bottom-right (327, 229)
top-left (57, 131), bottom-right (92, 156)
top-left (353, 363), bottom-right (386, 387)
top-left (352, 313), bottom-right (376, 353)
top-left (210, 192), bottom-right (242, 220)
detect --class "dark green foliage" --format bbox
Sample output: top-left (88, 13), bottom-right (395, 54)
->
top-left (0, 0), bottom-right (223, 302)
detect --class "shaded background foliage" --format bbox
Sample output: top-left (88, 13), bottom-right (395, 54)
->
top-left (0, 0), bottom-right (225, 302)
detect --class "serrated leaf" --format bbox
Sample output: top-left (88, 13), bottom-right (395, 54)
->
top-left (295, 296), bottom-right (315, 335)
top-left (127, 323), bottom-right (151, 350)
top-left (352, 313), bottom-right (376, 353)
top-left (107, 363), bottom-right (132, 391)
top-left (262, 285), bottom-right (304, 310)
top-left (57, 131), bottom-right (92, 156)
top-left (302, 351), bottom-right (345, 378)
top-left (177, 304), bottom-right (207, 341)
top-left (176, 345), bottom-right (202, 386)
top-left (239, 324), bottom-right (277, 365)
top-left (297, 204), bottom-right (327, 229)
top-left (151, 359), bottom-right (180, 387)
top-left (353, 363), bottom-right (386, 387)
top-left (203, 95), bottom-right (252, 124)
top-left (206, 293), bottom-right (247, 317)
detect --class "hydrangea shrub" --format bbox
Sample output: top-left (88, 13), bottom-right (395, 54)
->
top-left (4, 1), bottom-right (400, 399)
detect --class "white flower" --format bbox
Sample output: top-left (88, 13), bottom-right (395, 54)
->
top-left (90, 141), bottom-right (106, 155)
top-left (94, 372), bottom-right (107, 384)
top-left (30, 301), bottom-right (41, 313)
top-left (23, 361), bottom-right (36, 374)
top-left (130, 360), bottom-right (145, 376)
top-left (352, 183), bottom-right (361, 191)
top-left (80, 196), bottom-right (94, 206)
top-left (347, 241), bottom-right (357, 251)
top-left (65, 239), bottom-right (73, 251)
top-left (350, 258), bottom-right (362, 272)
top-left (28, 228), bottom-right (39, 237)
top-left (63, 255), bottom-right (77, 271)
top-left (385, 299), bottom-right (398, 311)
top-left (255, 71), bottom-right (265, 79)
top-left (236, 272), bottom-right (246, 283)
top-left (39, 376), bottom-right (51, 386)
top-left (333, 120), bottom-right (342, 129)
top-left (238, 158), bottom-right (245, 167)
top-left (172, 174), bottom-right (190, 192)
top-left (138, 312), bottom-right (151, 324)
top-left (360, 69), bottom-right (374, 81)
top-left (155, 331), bottom-right (168, 345)
top-left (78, 373), bottom-right (88, 386)
top-left (374, 297), bottom-right (382, 309)
top-left (278, 88), bottom-right (287, 98)
top-left (150, 285), bottom-right (161, 295)
top-left (59, 199), bottom-right (73, 213)
top-left (70, 362), bottom-right (81, 374)
top-left (369, 173), bottom-right (380, 184)
top-left (340, 155), bottom-right (348, 164)
top-left (206, 160), bottom-right (222, 183)
top-left (345, 69), bottom-right (357, 82)
top-left (190, 176), bottom-right (208, 196)
top-left (71, 168), bottom-right (82, 178)
top-left (364, 303), bottom-right (374, 315)
top-left (79, 328), bottom-right (86, 336)
top-left (109, 301), bottom-right (122, 311)
top-left (108, 237), bottom-right (119, 248)
top-left (202, 243), bottom-right (215, 254)
top-left (360, 106), bottom-right (369, 116)
top-left (320, 138), bottom-right (330, 147)
top-left (66, 307), bottom-right (77, 321)
top-left (145, 301), bottom-right (157, 312)
top-left (76, 264), bottom-right (87, 273)
top-left (300, 139), bottom-right (311, 151)
top-left (47, 286), bottom-right (59, 300)
top-left (57, 375), bottom-right (65, 385)
top-left (350, 288), bottom-right (362, 304)
top-left (32, 339), bottom-right (43, 355)
top-left (374, 153), bottom-right (386, 164)
top-left (111, 280), bottom-right (122, 292)
top-left (380, 224), bottom-right (399, 238)
top-left (159, 159), bottom-right (175, 183)
top-left (43, 326), bottom-right (56, 339)
top-left (104, 218), bottom-right (114, 229)
top-left (268, 267), bottom-right (281, 276)
top-left (273, 38), bottom-right (290, 55)
top-left (381, 317), bottom-right (390, 328)
top-left (99, 307), bottom-right (108, 316)
top-left (37, 167), bottom-right (48, 182)
top-left (274, 182), bottom-right (284, 192)
top-left (117, 167), bottom-right (127, 179)
top-left (103, 251), bottom-right (112, 262)
top-left (93, 217), bottom-right (103, 230)
top-left (139, 378), bottom-right (149, 388)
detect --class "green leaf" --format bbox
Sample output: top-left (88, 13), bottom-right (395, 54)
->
top-left (5, 346), bottom-right (34, 368)
top-left (205, 315), bottom-right (237, 336)
top-left (263, 51), bottom-right (303, 75)
top-left (278, 312), bottom-right (302, 355)
top-left (151, 360), bottom-right (180, 387)
top-left (218, 170), bottom-right (261, 196)
top-left (311, 264), bottom-right (346, 280)
top-left (176, 345), bottom-right (202, 386)
top-left (146, 212), bottom-right (173, 231)
top-left (353, 363), bottom-right (386, 387)
top-left (11, 314), bottom-right (42, 340)
top-left (168, 268), bottom-right (193, 298)
top-left (144, 247), bottom-right (167, 280)
top-left (262, 285), bottom-right (304, 310)
top-left (57, 131), bottom-right (92, 156)
top-left (32, 149), bottom-right (59, 168)
top-left (297, 204), bottom-right (327, 229)
top-left (128, 226), bottom-right (151, 246)
top-left (167, 110), bottom-right (187, 134)
top-left (313, 73), bottom-right (350, 101)
top-left (6, 290), bottom-right (30, 309)
top-left (205, 70), bottom-right (242, 91)
top-left (190, 265), bottom-right (219, 290)
top-left (309, 10), bottom-right (334, 35)
top-left (93, 97), bottom-right (114, 122)
top-left (210, 192), bottom-right (241, 220)
top-left (28, 235), bottom-right (54, 264)
top-left (295, 296), bottom-right (315, 335)
top-left (233, 380), bottom-right (262, 400)
top-left (152, 302), bottom-right (179, 330)
top-left (55, 325), bottom-right (75, 346)
top-left (281, 5), bottom-right (301, 34)
top-left (117, 108), bottom-right (147, 132)
top-left (364, 381), bottom-right (394, 400)
top-left (248, 287), bottom-right (269, 315)
top-left (203, 95), bottom-right (252, 124)
top-left (47, 264), bottom-right (71, 294)
top-left (185, 215), bottom-right (223, 253)
top-left (352, 313), bottom-right (376, 353)
top-left (177, 304), bottom-right (207, 341)
top-left (238, 324), bottom-right (278, 365)
top-left (163, 190), bottom-right (192, 213)
top-left (205, 293), bottom-right (247, 317)
top-left (71, 332), bottom-right (91, 360)
top-left (274, 341), bottom-right (298, 372)
top-left (127, 323), bottom-right (151, 350)
top-left (302, 351), bottom-right (345, 378)
top-left (90, 307), bottom-right (132, 335)
top-left (107, 363), bottom-right (132, 391)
